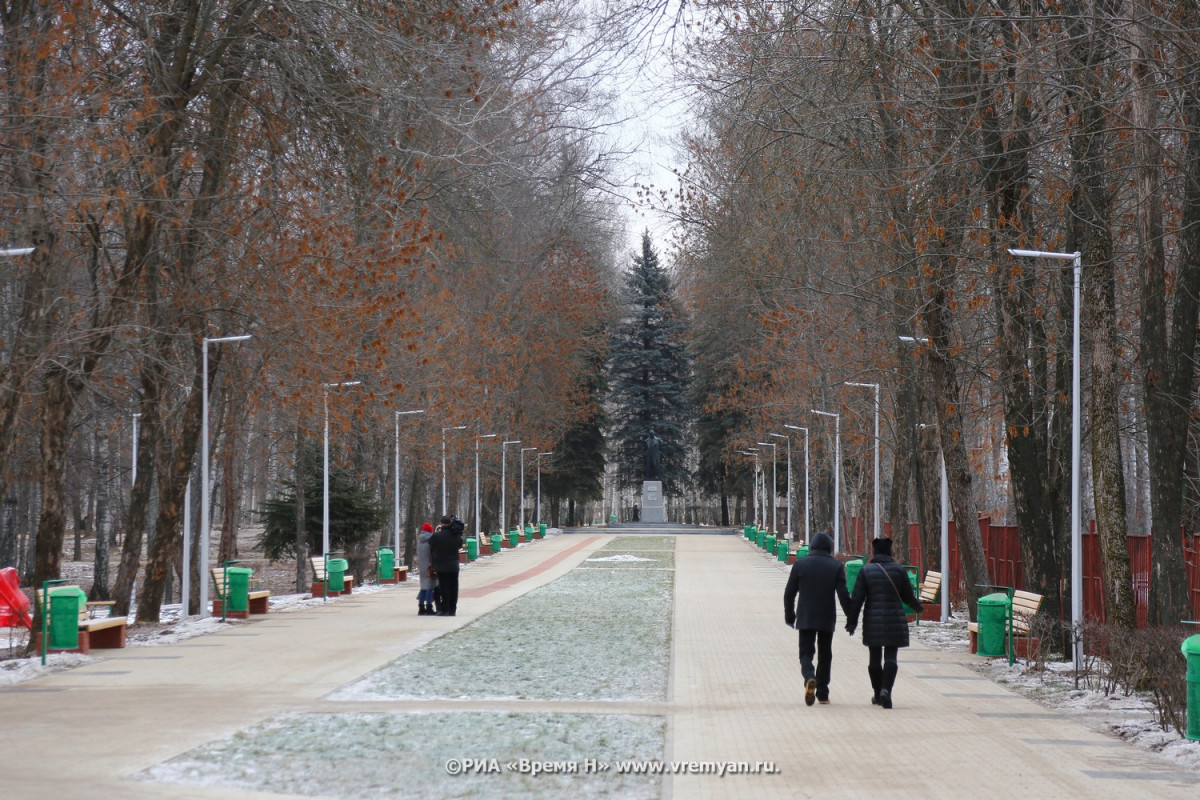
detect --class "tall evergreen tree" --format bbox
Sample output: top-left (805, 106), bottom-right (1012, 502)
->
top-left (542, 357), bottom-right (607, 523)
top-left (607, 232), bottom-right (692, 494)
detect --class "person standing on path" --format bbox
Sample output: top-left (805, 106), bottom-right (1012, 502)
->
top-left (416, 522), bottom-right (438, 615)
top-left (428, 514), bottom-right (465, 616)
top-left (844, 537), bottom-right (922, 709)
top-left (783, 531), bottom-right (852, 706)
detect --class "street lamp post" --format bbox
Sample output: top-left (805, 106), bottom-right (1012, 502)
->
top-left (846, 381), bottom-right (881, 542)
top-left (322, 380), bottom-right (361, 557)
top-left (200, 334), bottom-right (251, 618)
top-left (1009, 247), bottom-right (1083, 671)
top-left (536, 451), bottom-right (554, 527)
top-left (501, 440), bottom-right (520, 532)
top-left (441, 425), bottom-right (467, 515)
top-left (918, 423), bottom-right (950, 623)
top-left (756, 440), bottom-right (778, 533)
top-left (812, 409), bottom-right (841, 553)
top-left (783, 425), bottom-right (810, 544)
top-left (520, 447), bottom-right (537, 527)
top-left (769, 432), bottom-right (791, 537)
top-left (393, 410), bottom-right (425, 554)
top-left (740, 449), bottom-right (760, 527)
top-left (474, 433), bottom-right (497, 535)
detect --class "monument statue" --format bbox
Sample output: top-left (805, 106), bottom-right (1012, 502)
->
top-left (644, 430), bottom-right (662, 482)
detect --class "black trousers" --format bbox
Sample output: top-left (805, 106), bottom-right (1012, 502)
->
top-left (867, 645), bottom-right (899, 694)
top-left (435, 571), bottom-right (459, 615)
top-left (797, 628), bottom-right (834, 699)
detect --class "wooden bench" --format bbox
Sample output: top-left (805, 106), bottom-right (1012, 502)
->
top-left (968, 589), bottom-right (1044, 658)
top-left (310, 557), bottom-right (355, 597)
top-left (32, 588), bottom-right (127, 654)
top-left (210, 568), bottom-right (270, 619)
top-left (918, 570), bottom-right (942, 621)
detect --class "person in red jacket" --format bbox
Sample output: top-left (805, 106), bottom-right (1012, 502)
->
top-left (783, 532), bottom-right (852, 706)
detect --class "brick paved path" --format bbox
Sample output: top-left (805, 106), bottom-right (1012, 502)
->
top-left (0, 528), bottom-right (1194, 798)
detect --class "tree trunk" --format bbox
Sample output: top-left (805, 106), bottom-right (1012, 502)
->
top-left (28, 366), bottom-right (86, 649)
top-left (1141, 0), bottom-right (1200, 625)
top-left (1063, 0), bottom-right (1137, 629)
top-left (294, 422), bottom-right (308, 593)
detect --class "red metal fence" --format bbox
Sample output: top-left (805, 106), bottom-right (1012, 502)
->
top-left (876, 515), bottom-right (1200, 624)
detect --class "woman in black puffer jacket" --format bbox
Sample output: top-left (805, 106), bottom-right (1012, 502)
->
top-left (845, 537), bottom-right (922, 709)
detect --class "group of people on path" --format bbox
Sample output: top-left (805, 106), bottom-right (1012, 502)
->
top-left (416, 515), bottom-right (465, 616)
top-left (783, 534), bottom-right (922, 709)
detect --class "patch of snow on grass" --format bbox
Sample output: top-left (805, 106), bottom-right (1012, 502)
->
top-left (912, 612), bottom-right (1200, 772)
top-left (139, 711), bottom-right (664, 799)
top-left (334, 539), bottom-right (675, 702)
top-left (586, 554), bottom-right (655, 563)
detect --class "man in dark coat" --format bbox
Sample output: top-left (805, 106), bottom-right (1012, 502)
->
top-left (844, 537), bottom-right (922, 708)
top-left (783, 532), bottom-right (852, 706)
top-left (428, 515), bottom-right (464, 616)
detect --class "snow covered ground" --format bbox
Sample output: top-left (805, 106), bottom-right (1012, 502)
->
top-left (911, 614), bottom-right (1200, 772)
top-left (332, 537), bottom-right (675, 702)
top-left (139, 710), bottom-right (665, 800)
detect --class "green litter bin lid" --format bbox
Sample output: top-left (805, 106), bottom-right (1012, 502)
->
top-left (327, 558), bottom-right (348, 570)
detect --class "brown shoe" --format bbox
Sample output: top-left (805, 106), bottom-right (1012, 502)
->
top-left (804, 679), bottom-right (817, 707)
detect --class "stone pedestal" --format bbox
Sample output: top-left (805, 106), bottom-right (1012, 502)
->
top-left (641, 481), bottom-right (666, 523)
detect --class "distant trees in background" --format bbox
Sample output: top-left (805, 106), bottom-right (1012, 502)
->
top-left (674, 0), bottom-right (1200, 624)
top-left (0, 0), bottom-right (628, 623)
top-left (606, 232), bottom-right (693, 496)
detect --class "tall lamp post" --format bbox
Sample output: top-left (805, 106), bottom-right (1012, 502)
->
top-left (200, 334), bottom-right (251, 618)
top-left (1008, 247), bottom-right (1083, 671)
top-left (783, 425), bottom-right (810, 544)
top-left (474, 433), bottom-right (497, 535)
top-left (812, 409), bottom-right (841, 553)
top-left (441, 425), bottom-right (467, 515)
top-left (739, 449), bottom-right (760, 526)
top-left (846, 381), bottom-right (881, 542)
top-left (393, 409), bottom-right (425, 554)
top-left (756, 440), bottom-right (778, 533)
top-left (501, 439), bottom-right (520, 532)
top-left (769, 432), bottom-right (792, 537)
top-left (322, 380), bottom-right (361, 557)
top-left (536, 451), bottom-right (554, 527)
top-left (918, 423), bottom-right (950, 623)
top-left (520, 446), bottom-right (537, 527)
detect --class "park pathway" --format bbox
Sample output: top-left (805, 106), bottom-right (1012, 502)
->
top-left (0, 527), bottom-right (1195, 799)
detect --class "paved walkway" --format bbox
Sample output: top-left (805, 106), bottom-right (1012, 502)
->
top-left (0, 530), bottom-right (1196, 798)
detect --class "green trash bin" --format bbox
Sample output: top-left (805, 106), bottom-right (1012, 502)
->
top-left (326, 558), bottom-right (348, 593)
top-left (776, 540), bottom-right (789, 562)
top-left (508, 529), bottom-right (520, 547)
top-left (490, 533), bottom-right (502, 554)
top-left (977, 592), bottom-right (1011, 657)
top-left (743, 524), bottom-right (753, 539)
top-left (377, 548), bottom-right (395, 580)
top-left (796, 545), bottom-right (810, 559)
top-left (755, 529), bottom-right (765, 548)
top-left (765, 534), bottom-right (776, 554)
top-left (844, 559), bottom-right (864, 595)
top-left (47, 586), bottom-right (86, 650)
top-left (1182, 635), bottom-right (1200, 741)
top-left (538, 523), bottom-right (546, 538)
top-left (225, 567), bottom-right (253, 613)
top-left (902, 569), bottom-right (920, 616)
top-left (466, 538), bottom-right (478, 561)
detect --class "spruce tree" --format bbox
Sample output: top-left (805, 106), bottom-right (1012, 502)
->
top-left (256, 443), bottom-right (385, 560)
top-left (607, 232), bottom-right (692, 494)
top-left (542, 356), bottom-right (607, 522)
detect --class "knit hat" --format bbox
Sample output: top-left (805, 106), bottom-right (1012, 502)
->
top-left (872, 537), bottom-right (893, 557)
top-left (421, 522), bottom-right (434, 533)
